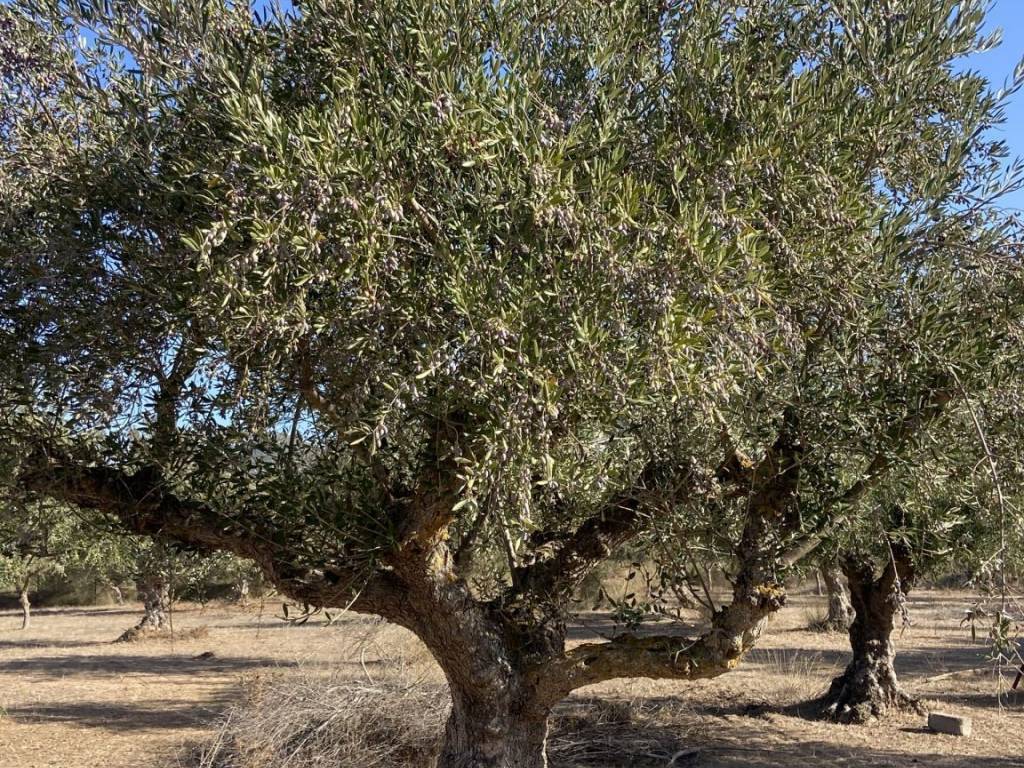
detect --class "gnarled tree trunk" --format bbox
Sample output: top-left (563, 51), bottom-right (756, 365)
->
top-left (818, 545), bottom-right (920, 723)
top-left (137, 573), bottom-right (170, 629)
top-left (117, 571), bottom-right (170, 641)
top-left (816, 566), bottom-right (853, 631)
top-left (21, 416), bottom-right (807, 767)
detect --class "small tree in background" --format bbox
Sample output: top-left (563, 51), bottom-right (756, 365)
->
top-left (0, 500), bottom-right (85, 629)
top-left (3, 1), bottom-right (1023, 763)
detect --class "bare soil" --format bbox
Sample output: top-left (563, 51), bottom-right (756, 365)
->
top-left (0, 590), bottom-right (1020, 767)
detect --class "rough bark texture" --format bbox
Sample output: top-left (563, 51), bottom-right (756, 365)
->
top-left (137, 575), bottom-right (171, 629)
top-left (438, 692), bottom-right (550, 768)
top-left (18, 586), bottom-right (30, 630)
top-left (117, 573), bottom-right (171, 641)
top-left (814, 566), bottom-right (854, 632)
top-left (818, 545), bottom-right (921, 723)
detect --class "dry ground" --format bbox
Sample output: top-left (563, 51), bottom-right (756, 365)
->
top-left (0, 590), bottom-right (1020, 767)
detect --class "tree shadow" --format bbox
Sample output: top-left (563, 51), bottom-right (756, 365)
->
top-left (0, 652), bottom-right (296, 679)
top-left (3, 698), bottom-right (234, 731)
top-left (0, 607), bottom-right (142, 619)
top-left (0, 638), bottom-right (103, 650)
top-left (550, 695), bottom-right (1020, 767)
top-left (923, 687), bottom-right (1024, 711)
top-left (743, 642), bottom-right (991, 679)
top-left (685, 742), bottom-right (1024, 767)
top-left (565, 696), bottom-right (1019, 768)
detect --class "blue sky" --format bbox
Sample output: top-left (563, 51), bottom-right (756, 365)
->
top-left (968, 0), bottom-right (1024, 212)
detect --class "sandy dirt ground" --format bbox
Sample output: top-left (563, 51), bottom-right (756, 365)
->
top-left (0, 589), bottom-right (1020, 768)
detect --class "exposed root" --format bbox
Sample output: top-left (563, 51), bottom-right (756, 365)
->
top-left (816, 662), bottom-right (923, 724)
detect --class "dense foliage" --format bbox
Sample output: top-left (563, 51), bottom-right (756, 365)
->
top-left (1, 0), bottom-right (1022, 764)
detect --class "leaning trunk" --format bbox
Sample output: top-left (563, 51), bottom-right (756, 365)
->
top-left (819, 549), bottom-right (919, 722)
top-left (817, 566), bottom-right (853, 631)
top-left (18, 586), bottom-right (30, 630)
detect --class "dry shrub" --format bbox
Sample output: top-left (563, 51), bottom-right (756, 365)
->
top-left (192, 670), bottom-right (698, 768)
top-left (548, 697), bottom-right (696, 767)
top-left (193, 669), bottom-right (446, 768)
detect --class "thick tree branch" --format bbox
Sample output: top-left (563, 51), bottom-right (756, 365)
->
top-left (18, 445), bottom-right (413, 626)
top-left (151, 335), bottom-right (202, 449)
top-left (546, 580), bottom-right (785, 698)
top-left (509, 460), bottom-right (690, 603)
top-left (296, 335), bottom-right (343, 423)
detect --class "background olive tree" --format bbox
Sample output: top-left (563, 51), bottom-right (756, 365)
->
top-left (2, 1), bottom-right (1023, 765)
top-left (0, 499), bottom-right (91, 629)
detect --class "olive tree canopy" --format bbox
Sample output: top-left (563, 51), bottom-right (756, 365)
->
top-left (2, 0), bottom-right (1022, 764)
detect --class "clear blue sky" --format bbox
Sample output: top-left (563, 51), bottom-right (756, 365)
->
top-left (968, 0), bottom-right (1024, 212)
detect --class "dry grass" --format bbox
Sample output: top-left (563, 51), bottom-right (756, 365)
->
top-left (547, 697), bottom-right (695, 767)
top-left (1, 592), bottom-right (1022, 768)
top-left (193, 670), bottom-right (446, 768)
top-left (192, 669), bottom-right (697, 768)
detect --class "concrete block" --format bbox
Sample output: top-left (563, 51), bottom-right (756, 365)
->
top-left (928, 711), bottom-right (972, 737)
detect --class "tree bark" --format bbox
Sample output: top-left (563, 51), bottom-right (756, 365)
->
top-left (136, 573), bottom-right (170, 630)
top-left (18, 586), bottom-right (31, 630)
top-left (437, 690), bottom-right (550, 768)
top-left (117, 572), bottom-right (171, 641)
top-left (818, 547), bottom-right (920, 723)
top-left (815, 566), bottom-right (853, 632)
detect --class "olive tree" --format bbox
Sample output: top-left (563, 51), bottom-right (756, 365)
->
top-left (815, 504), bottom-right (929, 722)
top-left (2, 1), bottom-right (1022, 764)
top-left (810, 374), bottom-right (1024, 723)
top-left (0, 500), bottom-right (86, 629)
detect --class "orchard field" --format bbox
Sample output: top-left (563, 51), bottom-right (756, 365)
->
top-left (0, 589), bottom-right (1020, 768)
top-left (5, 0), bottom-right (1024, 766)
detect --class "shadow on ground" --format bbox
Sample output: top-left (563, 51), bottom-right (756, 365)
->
top-left (0, 638), bottom-right (102, 650)
top-left (3, 698), bottom-right (234, 731)
top-left (0, 652), bottom-right (296, 679)
top-left (744, 642), bottom-right (991, 677)
top-left (679, 743), bottom-right (1024, 768)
